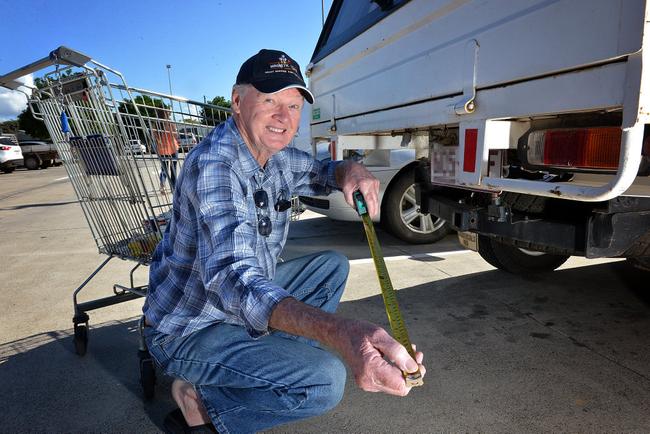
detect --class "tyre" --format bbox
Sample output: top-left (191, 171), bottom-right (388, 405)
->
top-left (382, 167), bottom-right (450, 244)
top-left (40, 159), bottom-right (52, 169)
top-left (478, 235), bottom-right (569, 274)
top-left (1, 167), bottom-right (15, 174)
top-left (24, 155), bottom-right (40, 170)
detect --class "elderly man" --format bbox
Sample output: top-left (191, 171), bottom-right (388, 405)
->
top-left (143, 49), bottom-right (425, 434)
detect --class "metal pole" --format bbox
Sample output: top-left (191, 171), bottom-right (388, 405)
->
top-left (321, 0), bottom-right (325, 26)
top-left (166, 64), bottom-right (173, 96)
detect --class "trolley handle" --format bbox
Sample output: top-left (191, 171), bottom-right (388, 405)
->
top-left (0, 46), bottom-right (91, 91)
top-left (29, 101), bottom-right (44, 121)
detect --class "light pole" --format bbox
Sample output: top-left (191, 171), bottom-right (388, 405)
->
top-left (166, 64), bottom-right (173, 96)
top-left (321, 0), bottom-right (325, 26)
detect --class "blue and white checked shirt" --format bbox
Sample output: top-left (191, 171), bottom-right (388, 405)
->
top-left (143, 117), bottom-right (340, 338)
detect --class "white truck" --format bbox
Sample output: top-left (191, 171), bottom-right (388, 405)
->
top-left (308, 0), bottom-right (650, 273)
top-left (19, 140), bottom-right (60, 170)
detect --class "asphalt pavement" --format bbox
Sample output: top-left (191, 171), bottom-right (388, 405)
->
top-left (1, 165), bottom-right (649, 433)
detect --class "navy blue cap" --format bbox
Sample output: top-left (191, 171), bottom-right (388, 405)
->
top-left (236, 49), bottom-right (314, 104)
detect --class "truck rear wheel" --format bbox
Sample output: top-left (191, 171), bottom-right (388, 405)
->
top-left (24, 155), bottom-right (40, 170)
top-left (40, 159), bottom-right (52, 169)
top-left (382, 166), bottom-right (450, 244)
top-left (478, 235), bottom-right (569, 274)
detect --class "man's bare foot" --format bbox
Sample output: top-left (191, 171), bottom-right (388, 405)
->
top-left (171, 379), bottom-right (211, 427)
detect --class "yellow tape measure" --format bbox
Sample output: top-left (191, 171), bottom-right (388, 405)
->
top-left (354, 191), bottom-right (423, 387)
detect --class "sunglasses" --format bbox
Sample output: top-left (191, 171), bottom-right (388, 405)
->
top-left (253, 189), bottom-right (292, 237)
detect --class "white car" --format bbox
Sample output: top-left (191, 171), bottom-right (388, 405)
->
top-left (126, 139), bottom-right (146, 154)
top-left (299, 147), bottom-right (450, 244)
top-left (179, 132), bottom-right (198, 152)
top-left (0, 135), bottom-right (24, 174)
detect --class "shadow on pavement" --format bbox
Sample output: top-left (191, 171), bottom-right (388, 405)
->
top-left (1, 261), bottom-right (648, 433)
top-left (0, 318), bottom-right (172, 433)
top-left (284, 213), bottom-right (463, 261)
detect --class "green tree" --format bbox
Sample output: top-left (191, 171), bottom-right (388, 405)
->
top-left (201, 95), bottom-right (231, 126)
top-left (209, 96), bottom-right (231, 109)
top-left (17, 109), bottom-right (50, 139)
top-left (118, 95), bottom-right (168, 118)
top-left (0, 119), bottom-right (19, 134)
top-left (117, 95), bottom-right (169, 146)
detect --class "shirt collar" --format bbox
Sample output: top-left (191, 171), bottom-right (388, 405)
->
top-left (226, 117), bottom-right (260, 177)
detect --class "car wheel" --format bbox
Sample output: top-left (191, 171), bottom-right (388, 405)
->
top-left (478, 235), bottom-right (569, 274)
top-left (382, 167), bottom-right (450, 244)
top-left (25, 156), bottom-right (40, 170)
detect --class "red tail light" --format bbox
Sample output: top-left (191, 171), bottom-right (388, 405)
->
top-left (526, 127), bottom-right (621, 170)
top-left (0, 146), bottom-right (12, 151)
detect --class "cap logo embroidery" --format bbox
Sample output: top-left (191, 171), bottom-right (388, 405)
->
top-left (266, 55), bottom-right (299, 77)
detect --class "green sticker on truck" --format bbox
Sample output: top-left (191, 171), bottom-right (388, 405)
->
top-left (312, 108), bottom-right (320, 120)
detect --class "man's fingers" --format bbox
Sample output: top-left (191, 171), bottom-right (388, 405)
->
top-left (411, 344), bottom-right (424, 364)
top-left (360, 363), bottom-right (411, 396)
top-left (337, 161), bottom-right (380, 217)
top-left (357, 179), bottom-right (380, 217)
top-left (418, 361), bottom-right (426, 377)
top-left (375, 336), bottom-right (419, 374)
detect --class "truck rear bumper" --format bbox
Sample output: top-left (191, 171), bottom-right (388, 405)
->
top-left (423, 191), bottom-right (650, 259)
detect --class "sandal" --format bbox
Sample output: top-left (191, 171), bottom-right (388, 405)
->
top-left (163, 408), bottom-right (217, 434)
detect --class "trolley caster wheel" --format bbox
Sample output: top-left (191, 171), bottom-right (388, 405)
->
top-left (139, 350), bottom-right (156, 400)
top-left (74, 324), bottom-right (88, 356)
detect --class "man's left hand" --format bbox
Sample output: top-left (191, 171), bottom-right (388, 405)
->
top-left (336, 161), bottom-right (380, 217)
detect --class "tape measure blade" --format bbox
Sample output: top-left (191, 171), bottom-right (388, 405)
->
top-left (360, 214), bottom-right (417, 360)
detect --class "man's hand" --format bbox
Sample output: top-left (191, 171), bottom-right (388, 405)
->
top-left (335, 161), bottom-right (380, 217)
top-left (334, 318), bottom-right (426, 396)
top-left (270, 298), bottom-right (426, 396)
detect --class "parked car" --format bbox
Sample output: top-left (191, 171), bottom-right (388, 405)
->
top-left (19, 140), bottom-right (60, 169)
top-left (0, 135), bottom-right (24, 173)
top-left (178, 132), bottom-right (197, 152)
top-left (299, 146), bottom-right (450, 244)
top-left (126, 139), bottom-right (146, 154)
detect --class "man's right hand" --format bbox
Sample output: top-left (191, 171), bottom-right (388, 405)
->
top-left (333, 317), bottom-right (426, 396)
top-left (269, 297), bottom-right (426, 396)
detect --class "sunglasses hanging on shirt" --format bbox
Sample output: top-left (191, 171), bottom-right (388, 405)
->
top-left (274, 189), bottom-right (291, 212)
top-left (253, 189), bottom-right (272, 236)
top-left (253, 189), bottom-right (292, 237)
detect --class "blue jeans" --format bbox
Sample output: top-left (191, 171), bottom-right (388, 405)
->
top-left (159, 153), bottom-right (178, 189)
top-left (145, 251), bottom-right (349, 434)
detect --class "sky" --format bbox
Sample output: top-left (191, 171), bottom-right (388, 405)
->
top-left (0, 0), bottom-right (333, 121)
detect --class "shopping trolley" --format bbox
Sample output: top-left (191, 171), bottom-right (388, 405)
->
top-left (0, 46), bottom-right (231, 398)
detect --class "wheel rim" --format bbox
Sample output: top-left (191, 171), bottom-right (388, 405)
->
top-left (399, 185), bottom-right (445, 234)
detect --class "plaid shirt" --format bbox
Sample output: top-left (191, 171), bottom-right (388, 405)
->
top-left (143, 117), bottom-right (340, 338)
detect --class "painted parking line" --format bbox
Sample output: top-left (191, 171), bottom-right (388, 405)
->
top-left (349, 249), bottom-right (470, 265)
top-left (55, 176), bottom-right (69, 181)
